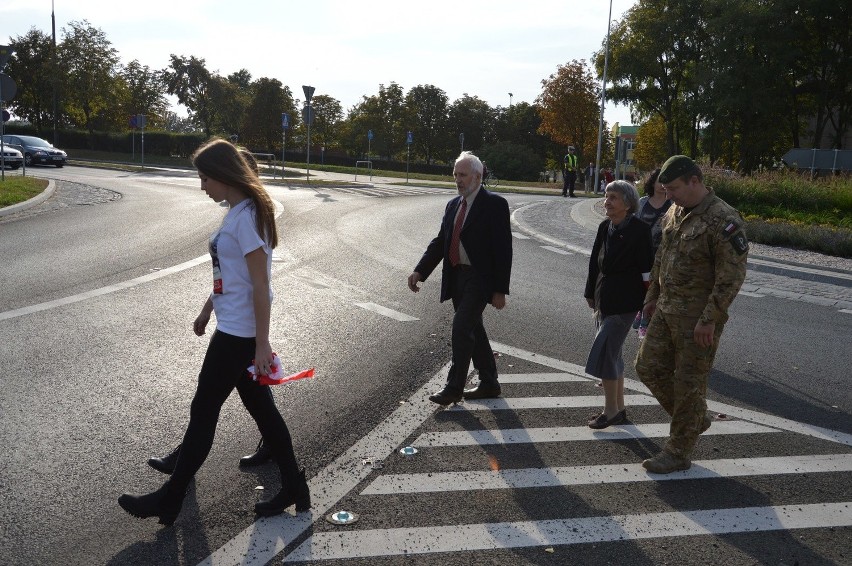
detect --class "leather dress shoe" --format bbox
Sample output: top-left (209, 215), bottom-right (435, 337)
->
top-left (239, 440), bottom-right (273, 468)
top-left (428, 388), bottom-right (463, 406)
top-left (587, 409), bottom-right (627, 430)
top-left (255, 469), bottom-right (311, 516)
top-left (463, 383), bottom-right (501, 400)
top-left (148, 445), bottom-right (180, 475)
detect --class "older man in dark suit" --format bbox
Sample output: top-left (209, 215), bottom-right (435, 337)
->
top-left (408, 152), bottom-right (513, 405)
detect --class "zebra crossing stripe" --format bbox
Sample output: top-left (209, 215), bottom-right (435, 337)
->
top-left (541, 245), bottom-right (573, 255)
top-left (499, 372), bottom-right (589, 383)
top-left (447, 394), bottom-right (659, 411)
top-left (283, 502), bottom-right (852, 562)
top-left (361, 453), bottom-right (852, 495)
top-left (414, 420), bottom-right (779, 447)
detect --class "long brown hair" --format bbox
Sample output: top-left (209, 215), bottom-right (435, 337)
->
top-left (192, 138), bottom-right (278, 249)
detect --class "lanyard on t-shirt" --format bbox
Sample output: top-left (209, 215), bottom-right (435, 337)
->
top-left (210, 199), bottom-right (252, 294)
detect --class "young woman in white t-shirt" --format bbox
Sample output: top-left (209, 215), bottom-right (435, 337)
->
top-left (119, 138), bottom-right (309, 525)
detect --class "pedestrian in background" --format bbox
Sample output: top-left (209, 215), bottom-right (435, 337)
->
top-left (408, 151), bottom-right (513, 405)
top-left (636, 155), bottom-right (748, 474)
top-left (562, 146), bottom-right (578, 198)
top-left (585, 162), bottom-right (595, 193)
top-left (584, 181), bottom-right (653, 428)
top-left (632, 168), bottom-right (673, 337)
top-left (119, 138), bottom-right (309, 525)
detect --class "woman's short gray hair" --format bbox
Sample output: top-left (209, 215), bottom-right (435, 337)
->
top-left (605, 180), bottom-right (640, 214)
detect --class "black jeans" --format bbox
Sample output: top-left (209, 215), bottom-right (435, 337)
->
top-left (169, 330), bottom-right (300, 494)
top-left (445, 267), bottom-right (498, 393)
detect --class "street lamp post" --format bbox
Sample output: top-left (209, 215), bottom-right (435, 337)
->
top-left (594, 0), bottom-right (614, 196)
top-left (302, 85), bottom-right (315, 182)
top-left (508, 92), bottom-right (513, 108)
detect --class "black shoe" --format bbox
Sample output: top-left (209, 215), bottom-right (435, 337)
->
top-left (147, 445), bottom-right (180, 475)
top-left (239, 440), bottom-right (273, 468)
top-left (463, 383), bottom-right (501, 400)
top-left (255, 469), bottom-right (311, 516)
top-left (118, 483), bottom-right (183, 526)
top-left (569, 194), bottom-right (577, 198)
top-left (429, 388), bottom-right (463, 406)
top-left (588, 409), bottom-right (627, 430)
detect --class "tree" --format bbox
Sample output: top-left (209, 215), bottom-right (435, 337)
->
top-left (494, 101), bottom-right (558, 164)
top-left (309, 94), bottom-right (343, 151)
top-left (479, 141), bottom-right (544, 182)
top-left (600, 0), bottom-right (707, 156)
top-left (405, 84), bottom-right (449, 164)
top-left (240, 78), bottom-right (295, 151)
top-left (446, 94), bottom-right (495, 156)
top-left (163, 55), bottom-right (218, 135)
top-left (58, 20), bottom-right (121, 132)
top-left (632, 115), bottom-right (668, 171)
top-left (536, 59), bottom-right (600, 166)
top-left (7, 28), bottom-right (58, 134)
top-left (122, 60), bottom-right (168, 129)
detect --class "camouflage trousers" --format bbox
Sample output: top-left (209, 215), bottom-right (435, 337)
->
top-left (635, 310), bottom-right (723, 459)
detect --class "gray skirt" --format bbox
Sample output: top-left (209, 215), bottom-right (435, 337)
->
top-left (584, 312), bottom-right (635, 380)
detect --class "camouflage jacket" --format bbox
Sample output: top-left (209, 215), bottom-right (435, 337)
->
top-left (645, 188), bottom-right (748, 324)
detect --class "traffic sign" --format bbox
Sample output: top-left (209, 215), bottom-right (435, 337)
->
top-left (0, 45), bottom-right (12, 69)
top-left (302, 106), bottom-right (314, 126)
top-left (0, 73), bottom-right (17, 102)
top-left (2, 109), bottom-right (9, 123)
top-left (136, 114), bottom-right (146, 128)
top-left (129, 115), bottom-right (137, 128)
top-left (407, 131), bottom-right (413, 145)
top-left (281, 112), bottom-right (290, 129)
top-left (302, 85), bottom-right (315, 104)
top-left (368, 129), bottom-right (374, 141)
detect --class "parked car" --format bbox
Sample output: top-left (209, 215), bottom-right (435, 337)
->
top-left (1, 145), bottom-right (24, 169)
top-left (1, 135), bottom-right (67, 167)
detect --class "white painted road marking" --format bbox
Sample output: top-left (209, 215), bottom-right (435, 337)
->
top-left (449, 394), bottom-right (659, 411)
top-left (739, 290), bottom-right (765, 297)
top-left (541, 245), bottom-right (572, 255)
top-left (511, 231), bottom-right (530, 239)
top-left (413, 420), bottom-right (780, 447)
top-left (499, 372), bottom-right (589, 383)
top-left (361, 453), bottom-right (852, 495)
top-left (284, 502), bottom-right (852, 561)
top-left (195, 362), bottom-right (455, 566)
top-left (354, 302), bottom-right (419, 321)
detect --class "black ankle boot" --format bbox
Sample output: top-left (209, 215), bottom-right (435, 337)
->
top-left (147, 445), bottom-right (180, 475)
top-left (118, 483), bottom-right (184, 525)
top-left (239, 439), bottom-right (272, 468)
top-left (254, 469), bottom-right (310, 516)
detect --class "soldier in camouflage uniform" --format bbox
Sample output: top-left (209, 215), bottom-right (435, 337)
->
top-left (635, 155), bottom-right (749, 474)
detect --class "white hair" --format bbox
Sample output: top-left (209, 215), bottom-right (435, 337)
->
top-left (454, 151), bottom-right (484, 177)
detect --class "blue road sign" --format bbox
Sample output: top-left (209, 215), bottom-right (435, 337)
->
top-left (368, 129), bottom-right (374, 141)
top-left (129, 115), bottom-right (137, 128)
top-left (2, 109), bottom-right (10, 123)
top-left (407, 131), bottom-right (413, 145)
top-left (282, 113), bottom-right (290, 129)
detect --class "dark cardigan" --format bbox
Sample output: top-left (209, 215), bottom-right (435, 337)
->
top-left (584, 215), bottom-right (654, 316)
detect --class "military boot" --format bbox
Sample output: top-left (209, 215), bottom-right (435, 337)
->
top-left (642, 451), bottom-right (691, 474)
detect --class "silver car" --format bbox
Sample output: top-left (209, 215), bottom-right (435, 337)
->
top-left (1, 135), bottom-right (67, 167)
top-left (1, 145), bottom-right (23, 169)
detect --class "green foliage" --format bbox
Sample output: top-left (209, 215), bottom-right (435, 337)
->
top-left (479, 142), bottom-right (545, 182)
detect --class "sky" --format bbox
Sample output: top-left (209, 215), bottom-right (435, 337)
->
top-left (3, 0), bottom-right (638, 127)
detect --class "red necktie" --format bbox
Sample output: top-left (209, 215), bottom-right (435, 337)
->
top-left (448, 199), bottom-right (467, 266)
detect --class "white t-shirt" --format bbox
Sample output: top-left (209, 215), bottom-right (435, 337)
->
top-left (209, 199), bottom-right (273, 338)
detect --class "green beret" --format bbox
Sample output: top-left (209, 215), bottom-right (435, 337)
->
top-left (658, 155), bottom-right (697, 183)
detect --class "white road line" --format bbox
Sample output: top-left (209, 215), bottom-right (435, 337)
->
top-left (841, 309), bottom-right (852, 314)
top-left (0, 255), bottom-right (211, 322)
top-left (354, 302), bottom-right (419, 322)
top-left (749, 257), bottom-right (852, 281)
top-left (196, 362), bottom-right (455, 566)
top-left (511, 231), bottom-right (530, 239)
top-left (492, 340), bottom-right (852, 447)
top-left (284, 502), bottom-right (852, 561)
top-left (447, 394), bottom-right (659, 411)
top-left (414, 420), bottom-right (779, 447)
top-left (0, 201), bottom-right (285, 323)
top-left (362, 453), bottom-right (852, 495)
top-left (499, 372), bottom-right (590, 383)
top-left (541, 245), bottom-right (572, 255)
top-left (739, 290), bottom-right (765, 298)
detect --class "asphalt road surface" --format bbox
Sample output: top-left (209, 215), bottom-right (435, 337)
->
top-left (1, 165), bottom-right (850, 565)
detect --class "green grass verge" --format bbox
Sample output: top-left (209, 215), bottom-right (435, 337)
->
top-left (0, 176), bottom-right (49, 207)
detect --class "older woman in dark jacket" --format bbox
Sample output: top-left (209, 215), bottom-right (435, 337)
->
top-left (584, 180), bottom-right (654, 429)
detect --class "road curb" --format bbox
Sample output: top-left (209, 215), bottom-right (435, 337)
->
top-left (0, 179), bottom-right (57, 218)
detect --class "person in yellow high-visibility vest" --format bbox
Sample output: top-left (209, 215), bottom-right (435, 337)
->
top-left (562, 146), bottom-right (578, 198)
